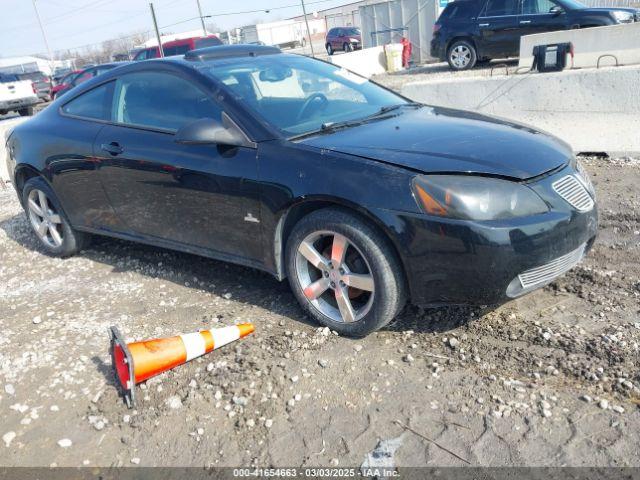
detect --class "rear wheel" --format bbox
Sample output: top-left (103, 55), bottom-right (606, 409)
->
top-left (447, 40), bottom-right (477, 70)
top-left (22, 177), bottom-right (90, 257)
top-left (285, 208), bottom-right (406, 337)
top-left (326, 43), bottom-right (334, 55)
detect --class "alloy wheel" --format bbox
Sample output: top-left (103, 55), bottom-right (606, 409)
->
top-left (27, 189), bottom-right (64, 248)
top-left (450, 45), bottom-right (471, 68)
top-left (295, 230), bottom-right (375, 323)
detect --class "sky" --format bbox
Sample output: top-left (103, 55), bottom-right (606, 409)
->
top-left (1, 0), bottom-right (352, 58)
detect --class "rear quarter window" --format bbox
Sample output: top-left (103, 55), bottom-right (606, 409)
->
top-left (440, 1), bottom-right (480, 19)
top-left (61, 82), bottom-right (114, 121)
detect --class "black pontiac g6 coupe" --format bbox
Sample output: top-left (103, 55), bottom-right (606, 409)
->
top-left (5, 45), bottom-right (598, 336)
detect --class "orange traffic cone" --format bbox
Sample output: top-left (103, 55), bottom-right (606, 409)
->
top-left (109, 323), bottom-right (255, 407)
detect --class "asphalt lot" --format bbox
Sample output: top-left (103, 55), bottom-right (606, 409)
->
top-left (1, 155), bottom-right (639, 468)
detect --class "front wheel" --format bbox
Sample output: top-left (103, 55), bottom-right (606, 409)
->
top-left (447, 40), bottom-right (477, 70)
top-left (343, 42), bottom-right (353, 53)
top-left (22, 177), bottom-right (90, 257)
top-left (285, 208), bottom-right (406, 337)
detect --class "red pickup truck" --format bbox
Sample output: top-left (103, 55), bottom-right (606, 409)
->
top-left (133, 35), bottom-right (223, 60)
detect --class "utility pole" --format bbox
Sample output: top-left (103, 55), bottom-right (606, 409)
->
top-left (149, 3), bottom-right (164, 57)
top-left (196, 0), bottom-right (207, 36)
top-left (300, 0), bottom-right (315, 57)
top-left (31, 0), bottom-right (55, 68)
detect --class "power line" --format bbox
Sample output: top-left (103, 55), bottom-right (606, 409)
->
top-left (203, 0), bottom-right (339, 17)
top-left (17, 0), bottom-right (340, 58)
top-left (4, 0), bottom-right (113, 33)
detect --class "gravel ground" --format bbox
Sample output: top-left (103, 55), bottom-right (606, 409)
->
top-left (1, 153), bottom-right (639, 467)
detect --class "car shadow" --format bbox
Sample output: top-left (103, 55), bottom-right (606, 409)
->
top-left (1, 212), bottom-right (483, 336)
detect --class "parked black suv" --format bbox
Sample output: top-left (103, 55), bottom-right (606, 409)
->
top-left (431, 0), bottom-right (639, 70)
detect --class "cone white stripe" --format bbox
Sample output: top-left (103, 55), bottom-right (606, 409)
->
top-left (211, 326), bottom-right (241, 350)
top-left (181, 332), bottom-right (207, 361)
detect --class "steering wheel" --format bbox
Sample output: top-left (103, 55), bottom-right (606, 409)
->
top-left (296, 93), bottom-right (329, 122)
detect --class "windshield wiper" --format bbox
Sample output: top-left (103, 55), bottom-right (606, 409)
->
top-left (373, 101), bottom-right (423, 116)
top-left (289, 102), bottom-right (423, 141)
top-left (319, 102), bottom-right (423, 132)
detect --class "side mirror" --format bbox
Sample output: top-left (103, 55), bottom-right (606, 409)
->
top-left (549, 5), bottom-right (564, 15)
top-left (175, 117), bottom-right (252, 147)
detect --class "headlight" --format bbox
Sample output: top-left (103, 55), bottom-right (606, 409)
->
top-left (412, 175), bottom-right (548, 220)
top-left (612, 10), bottom-right (633, 22)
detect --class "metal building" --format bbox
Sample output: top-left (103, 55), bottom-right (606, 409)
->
top-left (359, 0), bottom-right (443, 63)
top-left (292, 0), bottom-right (382, 29)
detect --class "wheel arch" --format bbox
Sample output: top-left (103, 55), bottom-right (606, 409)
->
top-left (13, 164), bottom-right (45, 206)
top-left (272, 196), bottom-right (410, 295)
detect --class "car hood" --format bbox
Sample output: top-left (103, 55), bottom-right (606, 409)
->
top-left (298, 106), bottom-right (572, 180)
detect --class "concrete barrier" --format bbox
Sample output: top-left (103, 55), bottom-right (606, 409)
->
top-left (519, 22), bottom-right (640, 69)
top-left (401, 64), bottom-right (640, 154)
top-left (0, 117), bottom-right (27, 183)
top-left (328, 46), bottom-right (388, 78)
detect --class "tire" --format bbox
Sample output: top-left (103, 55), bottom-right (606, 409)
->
top-left (447, 39), bottom-right (477, 71)
top-left (326, 43), bottom-right (333, 55)
top-left (18, 107), bottom-right (34, 117)
top-left (22, 176), bottom-right (90, 257)
top-left (285, 208), bottom-right (406, 337)
top-left (343, 42), bottom-right (353, 53)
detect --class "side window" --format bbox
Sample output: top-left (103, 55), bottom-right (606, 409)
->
top-left (112, 72), bottom-right (222, 132)
top-left (522, 0), bottom-right (558, 14)
top-left (482, 0), bottom-right (518, 16)
top-left (164, 45), bottom-right (178, 56)
top-left (165, 44), bottom-right (190, 57)
top-left (62, 82), bottom-right (113, 120)
top-left (195, 37), bottom-right (223, 49)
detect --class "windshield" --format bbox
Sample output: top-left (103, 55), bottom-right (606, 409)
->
top-left (343, 28), bottom-right (360, 36)
top-left (0, 74), bottom-right (19, 83)
top-left (204, 54), bottom-right (405, 137)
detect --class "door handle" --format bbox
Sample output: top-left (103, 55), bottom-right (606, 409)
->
top-left (479, 23), bottom-right (490, 26)
top-left (101, 142), bottom-right (124, 156)
top-left (520, 20), bottom-right (532, 24)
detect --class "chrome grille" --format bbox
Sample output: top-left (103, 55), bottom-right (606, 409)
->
top-left (552, 175), bottom-right (594, 212)
top-left (518, 243), bottom-right (586, 289)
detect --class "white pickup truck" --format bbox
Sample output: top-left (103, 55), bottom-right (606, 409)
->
top-left (0, 73), bottom-right (39, 117)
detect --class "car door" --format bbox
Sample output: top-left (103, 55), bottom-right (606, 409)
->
top-left (94, 70), bottom-right (263, 263)
top-left (52, 81), bottom-right (125, 231)
top-left (519, 0), bottom-right (569, 37)
top-left (477, 0), bottom-right (521, 58)
top-left (333, 28), bottom-right (344, 50)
